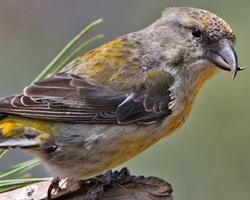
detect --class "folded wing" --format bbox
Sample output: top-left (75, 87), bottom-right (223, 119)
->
top-left (0, 73), bottom-right (171, 124)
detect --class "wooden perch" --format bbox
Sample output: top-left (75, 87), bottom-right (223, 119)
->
top-left (0, 175), bottom-right (173, 200)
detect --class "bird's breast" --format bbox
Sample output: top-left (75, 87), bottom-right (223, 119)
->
top-left (160, 65), bottom-right (218, 138)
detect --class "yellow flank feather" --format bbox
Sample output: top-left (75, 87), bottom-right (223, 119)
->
top-left (0, 122), bottom-right (24, 137)
top-left (0, 116), bottom-right (52, 140)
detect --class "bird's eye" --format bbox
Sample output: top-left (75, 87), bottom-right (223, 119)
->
top-left (192, 27), bottom-right (202, 38)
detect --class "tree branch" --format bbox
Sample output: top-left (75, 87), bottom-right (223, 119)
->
top-left (0, 175), bottom-right (173, 200)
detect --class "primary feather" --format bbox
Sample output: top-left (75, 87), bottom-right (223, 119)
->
top-left (0, 72), bottom-right (172, 124)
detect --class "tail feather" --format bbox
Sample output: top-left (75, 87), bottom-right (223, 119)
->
top-left (0, 136), bottom-right (39, 148)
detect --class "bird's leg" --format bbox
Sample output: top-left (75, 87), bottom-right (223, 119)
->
top-left (108, 167), bottom-right (132, 185)
top-left (84, 167), bottom-right (133, 200)
top-left (47, 177), bottom-right (61, 200)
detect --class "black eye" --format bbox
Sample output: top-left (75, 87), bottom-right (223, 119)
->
top-left (192, 27), bottom-right (202, 38)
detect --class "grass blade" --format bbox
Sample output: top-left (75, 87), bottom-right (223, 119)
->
top-left (0, 159), bottom-right (41, 180)
top-left (0, 150), bottom-right (8, 159)
top-left (51, 34), bottom-right (104, 75)
top-left (33, 18), bottom-right (103, 82)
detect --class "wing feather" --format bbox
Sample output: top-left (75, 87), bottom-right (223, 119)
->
top-left (0, 73), bottom-right (172, 124)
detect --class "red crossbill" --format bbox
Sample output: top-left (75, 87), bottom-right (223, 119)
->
top-left (0, 7), bottom-right (242, 199)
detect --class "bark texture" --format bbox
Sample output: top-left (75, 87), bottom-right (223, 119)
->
top-left (0, 176), bottom-right (173, 200)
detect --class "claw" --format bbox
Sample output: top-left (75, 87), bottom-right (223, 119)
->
top-left (84, 168), bottom-right (132, 200)
top-left (47, 177), bottom-right (61, 200)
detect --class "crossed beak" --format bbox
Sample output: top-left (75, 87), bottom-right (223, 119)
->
top-left (207, 41), bottom-right (244, 79)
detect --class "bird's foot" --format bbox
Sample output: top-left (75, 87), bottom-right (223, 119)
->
top-left (84, 167), bottom-right (133, 200)
top-left (47, 177), bottom-right (61, 200)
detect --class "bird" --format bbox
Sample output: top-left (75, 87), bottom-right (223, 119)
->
top-left (0, 6), bottom-right (243, 199)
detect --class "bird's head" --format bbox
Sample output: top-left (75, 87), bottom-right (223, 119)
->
top-left (153, 7), bottom-right (242, 79)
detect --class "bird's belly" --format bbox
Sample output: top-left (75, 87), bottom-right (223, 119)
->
top-left (22, 96), bottom-right (191, 180)
top-left (38, 122), bottom-right (170, 180)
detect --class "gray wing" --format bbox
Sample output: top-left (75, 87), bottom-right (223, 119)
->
top-left (0, 74), bottom-right (172, 124)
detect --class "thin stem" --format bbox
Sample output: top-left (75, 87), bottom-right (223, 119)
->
top-left (33, 18), bottom-right (103, 82)
top-left (0, 159), bottom-right (41, 179)
top-left (0, 150), bottom-right (8, 159)
top-left (50, 34), bottom-right (104, 75)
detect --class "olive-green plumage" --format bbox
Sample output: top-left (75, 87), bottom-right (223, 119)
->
top-left (0, 7), bottom-right (240, 185)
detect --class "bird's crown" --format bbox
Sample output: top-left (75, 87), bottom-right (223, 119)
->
top-left (162, 7), bottom-right (235, 42)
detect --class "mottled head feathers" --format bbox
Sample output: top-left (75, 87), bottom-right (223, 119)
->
top-left (162, 7), bottom-right (235, 42)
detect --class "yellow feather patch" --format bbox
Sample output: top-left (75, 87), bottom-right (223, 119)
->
top-left (67, 36), bottom-right (144, 91)
top-left (0, 122), bottom-right (25, 137)
top-left (0, 116), bottom-right (52, 141)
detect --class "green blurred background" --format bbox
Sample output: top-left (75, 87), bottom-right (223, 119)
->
top-left (0, 0), bottom-right (249, 199)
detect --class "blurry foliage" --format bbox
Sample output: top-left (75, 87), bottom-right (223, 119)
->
top-left (0, 19), bottom-right (103, 192)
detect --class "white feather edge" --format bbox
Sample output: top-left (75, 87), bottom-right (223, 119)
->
top-left (0, 137), bottom-right (39, 147)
